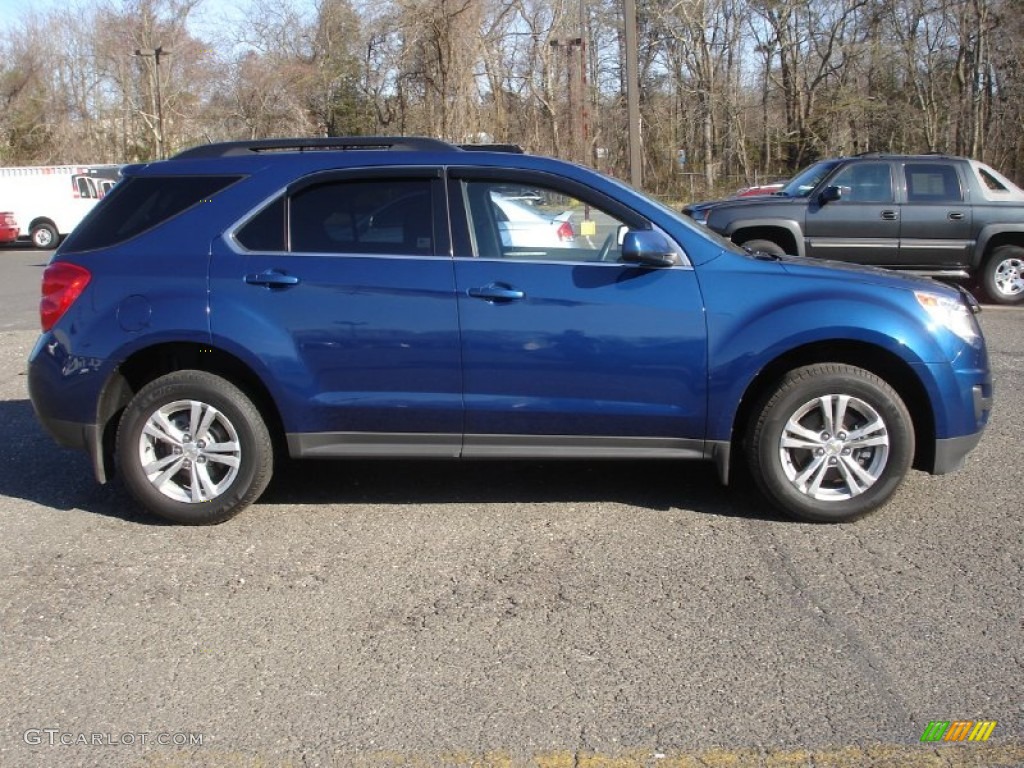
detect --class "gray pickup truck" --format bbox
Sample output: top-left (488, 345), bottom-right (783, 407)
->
top-left (684, 154), bottom-right (1024, 305)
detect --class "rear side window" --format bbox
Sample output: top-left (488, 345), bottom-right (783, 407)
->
top-left (904, 163), bottom-right (963, 202)
top-left (62, 175), bottom-right (240, 252)
top-left (235, 178), bottom-right (436, 256)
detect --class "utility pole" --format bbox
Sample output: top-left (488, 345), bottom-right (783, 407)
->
top-left (549, 0), bottom-right (590, 166)
top-left (549, 36), bottom-right (586, 165)
top-left (133, 46), bottom-right (170, 159)
top-left (623, 0), bottom-right (642, 188)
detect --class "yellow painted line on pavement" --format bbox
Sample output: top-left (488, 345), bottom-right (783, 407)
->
top-left (139, 743), bottom-right (1024, 768)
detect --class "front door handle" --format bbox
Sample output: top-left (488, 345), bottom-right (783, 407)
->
top-left (948, 212), bottom-right (965, 221)
top-left (468, 283), bottom-right (525, 302)
top-left (245, 270), bottom-right (300, 288)
top-left (881, 210), bottom-right (899, 220)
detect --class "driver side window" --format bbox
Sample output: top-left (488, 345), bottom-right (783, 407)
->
top-left (462, 180), bottom-right (629, 263)
top-left (829, 162), bottom-right (894, 203)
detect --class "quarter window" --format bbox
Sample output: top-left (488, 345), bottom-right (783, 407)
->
top-left (61, 175), bottom-right (241, 252)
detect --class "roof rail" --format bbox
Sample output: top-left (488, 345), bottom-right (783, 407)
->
top-left (172, 136), bottom-right (458, 159)
top-left (458, 143), bottom-right (525, 154)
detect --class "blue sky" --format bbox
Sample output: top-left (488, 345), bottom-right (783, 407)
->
top-left (0, 0), bottom-right (262, 43)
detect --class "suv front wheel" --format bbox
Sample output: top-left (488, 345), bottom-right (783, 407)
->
top-left (746, 364), bottom-right (914, 522)
top-left (116, 370), bottom-right (274, 524)
top-left (739, 238), bottom-right (786, 258)
top-left (981, 245), bottom-right (1024, 305)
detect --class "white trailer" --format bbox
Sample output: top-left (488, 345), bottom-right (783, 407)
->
top-left (0, 165), bottom-right (121, 248)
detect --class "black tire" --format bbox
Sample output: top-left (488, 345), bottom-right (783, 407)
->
top-left (30, 222), bottom-right (59, 250)
top-left (740, 238), bottom-right (786, 257)
top-left (116, 371), bottom-right (273, 524)
top-left (980, 245), bottom-right (1024, 305)
top-left (746, 364), bottom-right (914, 523)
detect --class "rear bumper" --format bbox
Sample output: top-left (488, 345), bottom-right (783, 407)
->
top-left (32, 411), bottom-right (107, 483)
top-left (28, 333), bottom-right (110, 483)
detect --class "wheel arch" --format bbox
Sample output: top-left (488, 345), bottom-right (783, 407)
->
top-left (28, 216), bottom-right (59, 231)
top-left (27, 217), bottom-right (61, 242)
top-left (95, 342), bottom-right (286, 482)
top-left (975, 225), bottom-right (1024, 266)
top-left (729, 222), bottom-right (802, 257)
top-left (729, 340), bottom-right (936, 477)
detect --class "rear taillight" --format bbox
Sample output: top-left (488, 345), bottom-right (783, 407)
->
top-left (1, 213), bottom-right (15, 226)
top-left (556, 220), bottom-right (574, 241)
top-left (41, 263), bottom-right (91, 332)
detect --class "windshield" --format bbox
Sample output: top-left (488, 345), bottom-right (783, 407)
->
top-left (779, 159), bottom-right (844, 197)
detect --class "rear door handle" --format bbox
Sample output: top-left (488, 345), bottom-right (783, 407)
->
top-left (245, 270), bottom-right (300, 288)
top-left (948, 212), bottom-right (965, 221)
top-left (881, 210), bottom-right (898, 220)
top-left (467, 283), bottom-right (525, 302)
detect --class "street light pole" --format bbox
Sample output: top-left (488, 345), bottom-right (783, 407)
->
top-left (133, 46), bottom-right (170, 159)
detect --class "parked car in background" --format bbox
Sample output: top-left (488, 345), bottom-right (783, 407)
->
top-left (683, 160), bottom-right (841, 226)
top-left (684, 153), bottom-right (1024, 305)
top-left (28, 137), bottom-right (991, 526)
top-left (0, 212), bottom-right (18, 244)
top-left (491, 192), bottom-right (576, 248)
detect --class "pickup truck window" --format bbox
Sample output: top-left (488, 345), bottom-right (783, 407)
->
top-left (905, 163), bottom-right (963, 203)
top-left (830, 162), bottom-right (894, 203)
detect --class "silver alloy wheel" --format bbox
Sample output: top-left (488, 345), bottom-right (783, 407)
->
top-left (993, 255), bottom-right (1024, 297)
top-left (778, 394), bottom-right (889, 501)
top-left (137, 399), bottom-right (242, 503)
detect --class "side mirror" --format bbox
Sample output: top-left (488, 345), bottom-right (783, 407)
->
top-left (620, 230), bottom-right (679, 267)
top-left (820, 185), bottom-right (842, 204)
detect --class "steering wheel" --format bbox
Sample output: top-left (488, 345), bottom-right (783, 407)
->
top-left (596, 231), bottom-right (617, 262)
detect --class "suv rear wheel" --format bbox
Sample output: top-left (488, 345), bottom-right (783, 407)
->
top-left (116, 371), bottom-right (273, 524)
top-left (746, 364), bottom-right (914, 522)
top-left (981, 245), bottom-right (1024, 305)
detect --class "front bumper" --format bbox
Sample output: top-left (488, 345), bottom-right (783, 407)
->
top-left (930, 378), bottom-right (992, 475)
top-left (933, 431), bottom-right (984, 475)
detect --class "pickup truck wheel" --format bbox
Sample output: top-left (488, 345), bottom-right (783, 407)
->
top-left (746, 364), bottom-right (914, 523)
top-left (30, 222), bottom-right (59, 249)
top-left (740, 238), bottom-right (786, 257)
top-left (981, 245), bottom-right (1024, 305)
top-left (116, 371), bottom-right (273, 524)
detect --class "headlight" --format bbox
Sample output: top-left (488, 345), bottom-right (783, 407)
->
top-left (915, 291), bottom-right (980, 342)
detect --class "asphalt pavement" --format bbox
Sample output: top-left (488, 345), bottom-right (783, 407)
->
top-left (0, 248), bottom-right (1021, 768)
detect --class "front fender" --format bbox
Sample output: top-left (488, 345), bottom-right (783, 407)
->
top-left (696, 255), bottom-right (959, 442)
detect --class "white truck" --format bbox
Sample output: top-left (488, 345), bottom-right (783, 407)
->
top-left (0, 165), bottom-right (121, 248)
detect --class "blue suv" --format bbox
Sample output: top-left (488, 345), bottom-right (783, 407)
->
top-left (28, 137), bottom-right (993, 524)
